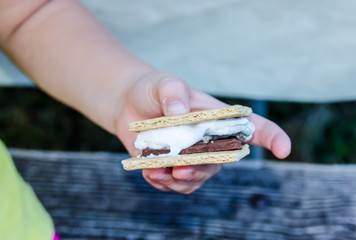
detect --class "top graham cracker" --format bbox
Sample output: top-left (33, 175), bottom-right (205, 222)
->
top-left (129, 105), bottom-right (253, 132)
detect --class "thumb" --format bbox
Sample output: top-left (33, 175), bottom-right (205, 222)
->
top-left (158, 77), bottom-right (191, 116)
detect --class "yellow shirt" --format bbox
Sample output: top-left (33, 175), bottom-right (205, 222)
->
top-left (0, 140), bottom-right (54, 240)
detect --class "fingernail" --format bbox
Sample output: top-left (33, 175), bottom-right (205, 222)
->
top-left (184, 172), bottom-right (193, 180)
top-left (159, 174), bottom-right (169, 181)
top-left (151, 174), bottom-right (169, 181)
top-left (166, 101), bottom-right (187, 115)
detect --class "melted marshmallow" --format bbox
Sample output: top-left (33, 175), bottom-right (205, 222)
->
top-left (134, 118), bottom-right (255, 157)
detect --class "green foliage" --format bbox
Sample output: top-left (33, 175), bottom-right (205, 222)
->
top-left (0, 88), bottom-right (124, 152)
top-left (313, 103), bottom-right (356, 164)
top-left (269, 102), bottom-right (356, 163)
top-left (1, 89), bottom-right (356, 163)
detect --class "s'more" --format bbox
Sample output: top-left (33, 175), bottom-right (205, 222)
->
top-left (121, 105), bottom-right (255, 170)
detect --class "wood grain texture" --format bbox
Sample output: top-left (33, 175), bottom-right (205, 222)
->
top-left (11, 149), bottom-right (356, 240)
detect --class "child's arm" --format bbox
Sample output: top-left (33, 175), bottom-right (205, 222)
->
top-left (0, 0), bottom-right (291, 194)
top-left (0, 0), bottom-right (154, 134)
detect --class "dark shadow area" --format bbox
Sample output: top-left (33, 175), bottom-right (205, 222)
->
top-left (0, 88), bottom-right (125, 152)
top-left (1, 88), bottom-right (356, 163)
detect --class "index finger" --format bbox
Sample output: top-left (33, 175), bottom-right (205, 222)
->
top-left (248, 113), bottom-right (291, 159)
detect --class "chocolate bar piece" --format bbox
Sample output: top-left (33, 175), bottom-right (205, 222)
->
top-left (142, 138), bottom-right (242, 157)
top-left (142, 148), bottom-right (170, 157)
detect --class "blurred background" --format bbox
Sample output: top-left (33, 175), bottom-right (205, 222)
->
top-left (1, 0), bottom-right (356, 164)
top-left (1, 88), bottom-right (356, 164)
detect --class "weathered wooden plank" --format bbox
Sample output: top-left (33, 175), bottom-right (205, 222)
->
top-left (11, 149), bottom-right (356, 240)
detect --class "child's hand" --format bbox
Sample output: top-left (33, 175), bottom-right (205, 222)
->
top-left (0, 0), bottom-right (289, 195)
top-left (115, 71), bottom-right (291, 194)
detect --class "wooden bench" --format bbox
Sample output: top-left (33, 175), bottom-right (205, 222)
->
top-left (12, 149), bottom-right (356, 240)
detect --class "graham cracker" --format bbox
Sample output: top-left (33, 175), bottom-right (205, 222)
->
top-left (121, 144), bottom-right (250, 170)
top-left (129, 105), bottom-right (252, 132)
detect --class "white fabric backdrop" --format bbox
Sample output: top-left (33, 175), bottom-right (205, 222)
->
top-left (1, 0), bottom-right (355, 102)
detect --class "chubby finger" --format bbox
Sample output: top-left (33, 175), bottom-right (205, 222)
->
top-left (158, 77), bottom-right (191, 116)
top-left (248, 113), bottom-right (291, 159)
top-left (126, 73), bottom-right (192, 119)
top-left (142, 168), bottom-right (171, 192)
top-left (143, 177), bottom-right (171, 192)
top-left (172, 164), bottom-right (222, 182)
top-left (143, 166), bottom-right (209, 194)
top-left (167, 180), bottom-right (204, 194)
